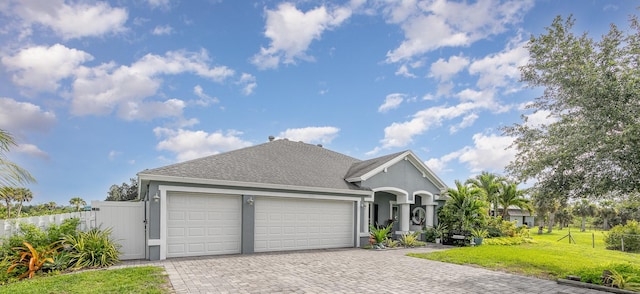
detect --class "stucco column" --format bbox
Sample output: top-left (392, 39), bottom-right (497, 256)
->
top-left (363, 202), bottom-right (370, 233)
top-left (400, 203), bottom-right (410, 233)
top-left (425, 205), bottom-right (435, 228)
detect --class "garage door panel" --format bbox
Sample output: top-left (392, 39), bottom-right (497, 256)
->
top-left (167, 193), bottom-right (241, 258)
top-left (254, 197), bottom-right (353, 252)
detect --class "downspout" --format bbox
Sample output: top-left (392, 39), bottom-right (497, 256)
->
top-left (144, 184), bottom-right (149, 260)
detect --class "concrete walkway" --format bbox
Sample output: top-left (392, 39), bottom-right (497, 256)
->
top-left (118, 246), bottom-right (607, 294)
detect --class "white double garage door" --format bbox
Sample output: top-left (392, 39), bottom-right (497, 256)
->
top-left (166, 192), bottom-right (355, 258)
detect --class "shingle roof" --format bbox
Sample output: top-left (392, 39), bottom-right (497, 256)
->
top-left (139, 139), bottom-right (367, 191)
top-left (344, 150), bottom-right (406, 180)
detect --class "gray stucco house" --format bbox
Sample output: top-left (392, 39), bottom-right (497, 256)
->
top-left (138, 138), bottom-right (447, 260)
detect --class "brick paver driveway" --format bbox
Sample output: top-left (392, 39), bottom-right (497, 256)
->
top-left (126, 246), bottom-right (606, 293)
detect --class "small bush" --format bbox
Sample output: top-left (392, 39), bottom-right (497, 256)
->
top-left (399, 232), bottom-right (425, 247)
top-left (423, 228), bottom-right (437, 242)
top-left (63, 227), bottom-right (121, 269)
top-left (604, 220), bottom-right (640, 252)
top-left (369, 223), bottom-right (393, 244)
top-left (384, 238), bottom-right (399, 248)
top-left (483, 237), bottom-right (536, 246)
top-left (573, 263), bottom-right (640, 286)
top-left (7, 241), bottom-right (62, 280)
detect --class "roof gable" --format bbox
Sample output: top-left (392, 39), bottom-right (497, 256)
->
top-left (345, 150), bottom-right (447, 192)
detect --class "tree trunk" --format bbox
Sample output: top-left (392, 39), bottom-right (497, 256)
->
top-left (581, 217), bottom-right (586, 232)
top-left (547, 212), bottom-right (555, 233)
top-left (5, 200), bottom-right (11, 219)
top-left (603, 218), bottom-right (609, 231)
top-left (16, 203), bottom-right (22, 217)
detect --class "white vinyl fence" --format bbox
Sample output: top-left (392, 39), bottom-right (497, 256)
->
top-left (0, 201), bottom-right (145, 260)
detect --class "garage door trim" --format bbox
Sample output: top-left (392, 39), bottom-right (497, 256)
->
top-left (155, 185), bottom-right (362, 260)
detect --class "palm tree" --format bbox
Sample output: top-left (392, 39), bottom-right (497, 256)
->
top-left (533, 192), bottom-right (560, 233)
top-left (497, 182), bottom-right (533, 219)
top-left (445, 180), bottom-right (487, 231)
top-left (0, 186), bottom-right (17, 218)
top-left (14, 187), bottom-right (32, 217)
top-left (0, 129), bottom-right (36, 187)
top-left (69, 197), bottom-right (86, 212)
top-left (466, 172), bottom-right (504, 217)
top-left (573, 199), bottom-right (596, 232)
top-left (46, 201), bottom-right (57, 211)
top-left (599, 200), bottom-right (617, 230)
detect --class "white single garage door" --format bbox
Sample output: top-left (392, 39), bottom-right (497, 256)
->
top-left (254, 197), bottom-right (354, 252)
top-left (166, 192), bottom-right (241, 258)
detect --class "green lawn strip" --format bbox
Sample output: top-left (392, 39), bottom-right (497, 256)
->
top-left (409, 229), bottom-right (640, 280)
top-left (0, 266), bottom-right (170, 294)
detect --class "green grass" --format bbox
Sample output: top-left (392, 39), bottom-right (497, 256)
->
top-left (0, 266), bottom-right (170, 294)
top-left (409, 228), bottom-right (640, 280)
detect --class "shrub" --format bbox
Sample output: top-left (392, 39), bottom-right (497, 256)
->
top-left (63, 227), bottom-right (121, 269)
top-left (574, 263), bottom-right (640, 286)
top-left (399, 232), bottom-right (425, 247)
top-left (384, 238), bottom-right (399, 248)
top-left (2, 218), bottom-right (80, 255)
top-left (483, 237), bottom-right (536, 246)
top-left (7, 241), bottom-right (61, 280)
top-left (369, 223), bottom-right (393, 244)
top-left (423, 228), bottom-right (437, 242)
top-left (604, 220), bottom-right (640, 252)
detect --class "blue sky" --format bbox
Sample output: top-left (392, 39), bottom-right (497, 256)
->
top-left (0, 0), bottom-right (635, 205)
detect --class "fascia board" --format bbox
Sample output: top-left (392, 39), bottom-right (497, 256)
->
top-left (137, 173), bottom-right (372, 196)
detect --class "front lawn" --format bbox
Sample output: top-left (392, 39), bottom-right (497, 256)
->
top-left (0, 266), bottom-right (170, 294)
top-left (409, 229), bottom-right (640, 280)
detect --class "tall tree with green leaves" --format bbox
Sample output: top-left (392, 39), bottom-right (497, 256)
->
top-left (14, 187), bottom-right (32, 217)
top-left (0, 130), bottom-right (36, 188)
top-left (0, 186), bottom-right (16, 218)
top-left (466, 172), bottom-right (504, 217)
top-left (497, 182), bottom-right (533, 219)
top-left (504, 15), bottom-right (640, 200)
top-left (69, 197), bottom-right (86, 212)
top-left (532, 191), bottom-right (561, 233)
top-left (599, 200), bottom-right (618, 230)
top-left (573, 199), bottom-right (597, 232)
top-left (106, 178), bottom-right (138, 201)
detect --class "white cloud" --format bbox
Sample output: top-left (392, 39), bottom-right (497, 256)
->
top-left (383, 0), bottom-right (534, 62)
top-left (15, 144), bottom-right (49, 159)
top-left (118, 98), bottom-right (186, 121)
top-left (10, 0), bottom-right (128, 39)
top-left (108, 150), bottom-right (121, 160)
top-left (147, 0), bottom-right (171, 9)
top-left (154, 128), bottom-right (252, 162)
top-left (429, 55), bottom-right (469, 81)
top-left (237, 73), bottom-right (257, 95)
top-left (425, 150), bottom-right (463, 173)
top-left (71, 50), bottom-right (234, 119)
top-left (395, 64), bottom-right (416, 78)
top-left (251, 3), bottom-right (352, 69)
top-left (458, 133), bottom-right (517, 172)
top-left (372, 87), bottom-right (509, 152)
top-left (152, 25), bottom-right (173, 35)
top-left (425, 132), bottom-right (516, 174)
top-left (449, 113), bottom-right (479, 133)
top-left (0, 97), bottom-right (56, 134)
top-left (193, 85), bottom-right (219, 106)
top-left (376, 102), bottom-right (476, 150)
top-left (278, 126), bottom-right (340, 144)
top-left (378, 93), bottom-right (405, 113)
top-left (1, 44), bottom-right (93, 92)
top-left (524, 110), bottom-right (556, 128)
top-left (469, 38), bottom-right (528, 89)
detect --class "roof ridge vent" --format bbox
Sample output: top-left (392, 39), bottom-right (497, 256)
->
top-left (268, 135), bottom-right (275, 142)
top-left (317, 144), bottom-right (323, 148)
